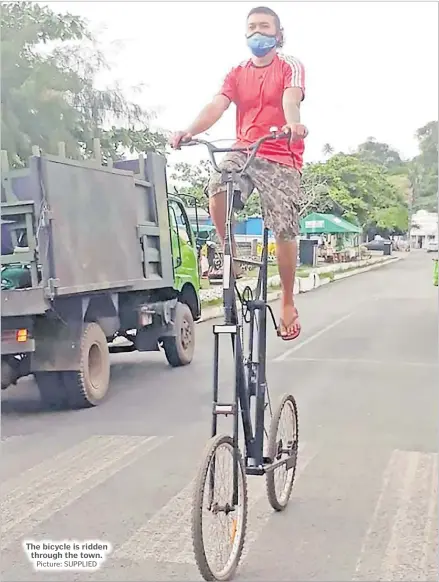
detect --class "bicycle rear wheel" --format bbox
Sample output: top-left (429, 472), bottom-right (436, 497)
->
top-left (265, 393), bottom-right (299, 511)
top-left (192, 434), bottom-right (248, 581)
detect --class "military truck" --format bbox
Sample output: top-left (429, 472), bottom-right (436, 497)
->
top-left (1, 141), bottom-right (201, 409)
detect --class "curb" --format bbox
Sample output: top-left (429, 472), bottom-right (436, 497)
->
top-left (197, 256), bottom-right (400, 324)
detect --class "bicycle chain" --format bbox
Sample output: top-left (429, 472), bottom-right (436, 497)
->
top-left (241, 285), bottom-right (253, 324)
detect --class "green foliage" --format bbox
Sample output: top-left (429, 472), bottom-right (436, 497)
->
top-left (170, 149), bottom-right (409, 233)
top-left (170, 160), bottom-right (210, 210)
top-left (355, 137), bottom-right (403, 170)
top-left (238, 191), bottom-right (261, 218)
top-left (354, 126), bottom-right (438, 213)
top-left (304, 153), bottom-right (408, 232)
top-left (0, 1), bottom-right (167, 167)
top-left (170, 160), bottom-right (263, 218)
top-left (410, 121), bottom-right (438, 212)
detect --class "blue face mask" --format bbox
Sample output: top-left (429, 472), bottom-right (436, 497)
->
top-left (246, 32), bottom-right (277, 57)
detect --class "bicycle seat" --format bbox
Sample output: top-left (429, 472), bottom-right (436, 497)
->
top-left (203, 185), bottom-right (244, 211)
top-left (233, 190), bottom-right (244, 211)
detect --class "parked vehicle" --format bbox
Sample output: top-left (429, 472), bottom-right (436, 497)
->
top-left (363, 238), bottom-right (392, 252)
top-left (426, 240), bottom-right (438, 253)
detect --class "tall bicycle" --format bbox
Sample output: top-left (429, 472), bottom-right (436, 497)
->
top-left (179, 130), bottom-right (299, 581)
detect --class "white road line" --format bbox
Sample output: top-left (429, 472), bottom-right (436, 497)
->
top-left (273, 312), bottom-right (354, 362)
top-left (115, 442), bottom-right (318, 565)
top-left (1, 435), bottom-right (171, 551)
top-left (420, 455), bottom-right (438, 578)
top-left (273, 356), bottom-right (439, 369)
top-left (354, 450), bottom-right (438, 581)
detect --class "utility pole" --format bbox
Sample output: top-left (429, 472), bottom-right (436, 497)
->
top-left (407, 164), bottom-right (421, 250)
top-left (407, 183), bottom-right (414, 251)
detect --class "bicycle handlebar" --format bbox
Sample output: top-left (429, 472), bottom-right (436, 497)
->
top-left (178, 129), bottom-right (292, 174)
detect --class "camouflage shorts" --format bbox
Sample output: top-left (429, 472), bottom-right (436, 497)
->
top-left (207, 152), bottom-right (301, 241)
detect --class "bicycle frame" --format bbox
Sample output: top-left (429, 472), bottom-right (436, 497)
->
top-left (179, 131), bottom-right (289, 507)
top-left (211, 172), bottom-right (272, 477)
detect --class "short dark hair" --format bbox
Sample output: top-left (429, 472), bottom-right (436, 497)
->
top-left (247, 6), bottom-right (284, 48)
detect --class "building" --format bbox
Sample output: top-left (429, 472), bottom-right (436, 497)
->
top-left (410, 210), bottom-right (438, 249)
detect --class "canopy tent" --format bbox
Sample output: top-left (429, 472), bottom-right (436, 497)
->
top-left (300, 212), bottom-right (361, 235)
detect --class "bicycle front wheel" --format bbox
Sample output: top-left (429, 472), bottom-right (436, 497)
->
top-left (192, 434), bottom-right (248, 581)
top-left (266, 393), bottom-right (299, 511)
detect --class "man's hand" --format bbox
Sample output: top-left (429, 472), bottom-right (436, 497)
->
top-left (170, 131), bottom-right (193, 149)
top-left (282, 123), bottom-right (308, 141)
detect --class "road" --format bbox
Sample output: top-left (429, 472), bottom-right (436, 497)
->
top-left (1, 251), bottom-right (438, 582)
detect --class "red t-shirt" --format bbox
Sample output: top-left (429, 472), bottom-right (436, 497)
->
top-left (219, 53), bottom-right (306, 170)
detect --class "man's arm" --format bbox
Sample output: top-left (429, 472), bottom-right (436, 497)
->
top-left (186, 95), bottom-right (231, 136)
top-left (280, 56), bottom-right (307, 138)
top-left (282, 87), bottom-right (303, 125)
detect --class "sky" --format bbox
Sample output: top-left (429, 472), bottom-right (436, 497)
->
top-left (46, 1), bottom-right (438, 169)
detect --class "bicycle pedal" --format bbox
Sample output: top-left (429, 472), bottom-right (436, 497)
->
top-left (213, 324), bottom-right (238, 335)
top-left (245, 466), bottom-right (265, 476)
top-left (213, 403), bottom-right (237, 416)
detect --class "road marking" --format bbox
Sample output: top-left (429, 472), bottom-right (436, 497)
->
top-left (0, 435), bottom-right (27, 444)
top-left (1, 435), bottom-right (171, 551)
top-left (273, 356), bottom-right (439, 369)
top-left (115, 442), bottom-right (318, 565)
top-left (354, 450), bottom-right (438, 581)
top-left (242, 442), bottom-right (318, 561)
top-left (273, 312), bottom-right (354, 362)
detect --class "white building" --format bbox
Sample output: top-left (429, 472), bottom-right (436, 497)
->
top-left (410, 210), bottom-right (438, 249)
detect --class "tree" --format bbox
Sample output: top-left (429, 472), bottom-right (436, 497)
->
top-left (297, 167), bottom-right (330, 216)
top-left (304, 153), bottom-right (408, 232)
top-left (170, 161), bottom-right (263, 218)
top-left (322, 143), bottom-right (334, 157)
top-left (410, 121), bottom-right (438, 212)
top-left (0, 2), bottom-right (167, 167)
top-left (170, 158), bottom-right (330, 220)
top-left (355, 137), bottom-right (403, 170)
top-left (170, 160), bottom-right (210, 210)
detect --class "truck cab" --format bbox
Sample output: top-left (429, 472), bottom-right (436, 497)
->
top-left (168, 195), bottom-right (201, 321)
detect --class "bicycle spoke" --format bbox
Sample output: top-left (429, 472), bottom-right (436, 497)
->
top-left (266, 394), bottom-right (299, 511)
top-left (192, 436), bottom-right (248, 581)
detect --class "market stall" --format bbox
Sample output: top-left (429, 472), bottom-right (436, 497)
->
top-left (300, 212), bottom-right (363, 262)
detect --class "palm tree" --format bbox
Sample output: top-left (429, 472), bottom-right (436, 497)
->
top-left (322, 143), bottom-right (334, 158)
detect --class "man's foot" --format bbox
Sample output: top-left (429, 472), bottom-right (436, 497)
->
top-left (277, 303), bottom-right (301, 341)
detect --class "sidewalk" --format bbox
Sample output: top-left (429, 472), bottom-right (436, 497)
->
top-left (198, 253), bottom-right (401, 322)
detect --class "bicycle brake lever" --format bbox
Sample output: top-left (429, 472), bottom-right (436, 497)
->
top-left (269, 127), bottom-right (290, 140)
top-left (180, 139), bottom-right (198, 147)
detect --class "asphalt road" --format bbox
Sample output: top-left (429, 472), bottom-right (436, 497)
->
top-left (1, 251), bottom-right (438, 582)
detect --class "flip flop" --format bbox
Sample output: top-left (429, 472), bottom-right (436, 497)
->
top-left (277, 308), bottom-right (301, 341)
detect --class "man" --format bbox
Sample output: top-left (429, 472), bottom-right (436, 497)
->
top-left (171, 6), bottom-right (307, 341)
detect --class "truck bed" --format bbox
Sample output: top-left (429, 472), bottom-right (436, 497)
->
top-left (1, 151), bottom-right (175, 316)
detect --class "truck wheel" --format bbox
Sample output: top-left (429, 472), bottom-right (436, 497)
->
top-left (162, 302), bottom-right (195, 367)
top-left (62, 322), bottom-right (111, 408)
top-left (34, 372), bottom-right (68, 410)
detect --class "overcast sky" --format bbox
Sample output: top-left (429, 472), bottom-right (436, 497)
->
top-left (47, 1), bottom-right (438, 168)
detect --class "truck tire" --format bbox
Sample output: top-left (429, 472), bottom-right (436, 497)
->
top-left (34, 372), bottom-right (68, 410)
top-left (36, 323), bottom-right (110, 410)
top-left (62, 322), bottom-right (110, 408)
top-left (162, 302), bottom-right (195, 367)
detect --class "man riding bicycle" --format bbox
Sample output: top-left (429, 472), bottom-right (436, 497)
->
top-left (171, 5), bottom-right (307, 341)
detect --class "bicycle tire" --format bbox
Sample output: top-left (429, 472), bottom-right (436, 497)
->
top-left (192, 434), bottom-right (248, 581)
top-left (265, 393), bottom-right (299, 511)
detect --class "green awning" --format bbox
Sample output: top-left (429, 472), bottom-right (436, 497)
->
top-left (300, 212), bottom-right (361, 235)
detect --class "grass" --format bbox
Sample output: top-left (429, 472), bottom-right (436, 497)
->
top-left (200, 263), bottom-right (307, 290)
top-left (199, 255), bottom-right (391, 309)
